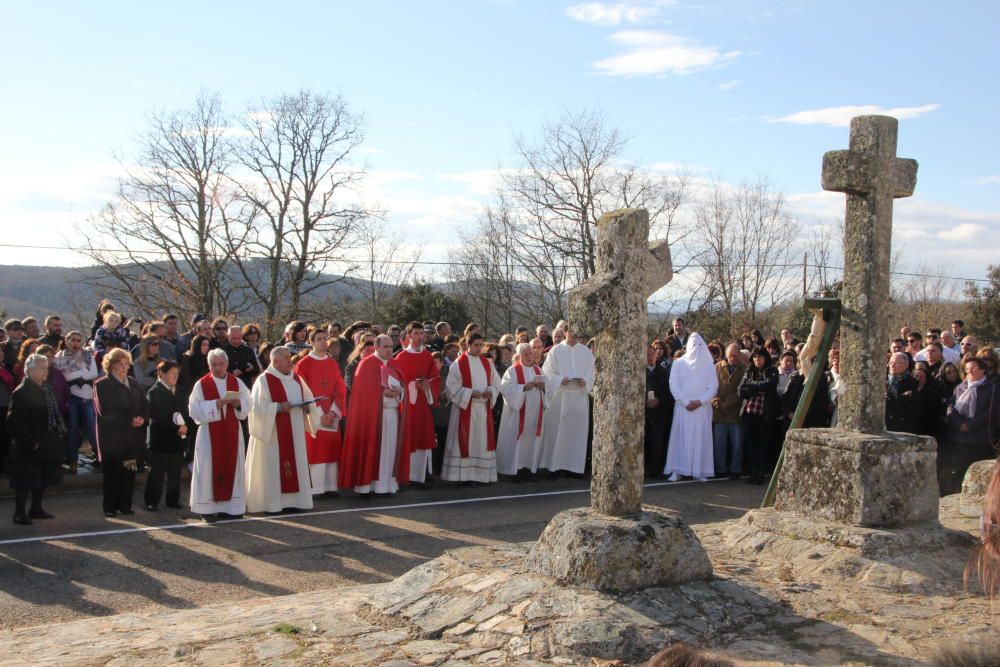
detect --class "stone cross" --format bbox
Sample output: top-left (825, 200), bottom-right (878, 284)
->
top-left (567, 208), bottom-right (672, 516)
top-left (821, 115), bottom-right (917, 434)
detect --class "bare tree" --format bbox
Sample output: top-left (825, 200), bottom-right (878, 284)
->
top-left (450, 108), bottom-right (688, 332)
top-left (353, 223), bottom-right (422, 317)
top-left (78, 91), bottom-right (247, 318)
top-left (502, 108), bottom-right (689, 281)
top-left (693, 178), bottom-right (800, 332)
top-left (228, 90), bottom-right (375, 336)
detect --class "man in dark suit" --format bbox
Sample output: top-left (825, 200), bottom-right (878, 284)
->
top-left (664, 318), bottom-right (690, 355)
top-left (645, 344), bottom-right (672, 478)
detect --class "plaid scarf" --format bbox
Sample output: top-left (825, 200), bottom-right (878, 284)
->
top-left (42, 382), bottom-right (67, 438)
top-left (743, 394), bottom-right (765, 416)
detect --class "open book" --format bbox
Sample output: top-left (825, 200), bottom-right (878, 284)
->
top-left (289, 395), bottom-right (327, 409)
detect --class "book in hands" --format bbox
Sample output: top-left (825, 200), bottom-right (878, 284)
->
top-left (289, 395), bottom-right (327, 409)
top-left (223, 391), bottom-right (241, 402)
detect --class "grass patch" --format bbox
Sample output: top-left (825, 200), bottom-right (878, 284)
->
top-left (273, 623), bottom-right (301, 636)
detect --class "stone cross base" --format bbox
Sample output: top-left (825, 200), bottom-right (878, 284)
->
top-left (524, 506), bottom-right (712, 592)
top-left (774, 428), bottom-right (938, 527)
top-left (960, 458), bottom-right (996, 517)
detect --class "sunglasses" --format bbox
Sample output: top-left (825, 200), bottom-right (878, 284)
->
top-left (907, 338), bottom-right (918, 343)
top-left (962, 342), bottom-right (974, 346)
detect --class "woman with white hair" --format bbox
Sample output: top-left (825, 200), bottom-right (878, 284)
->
top-left (7, 353), bottom-right (65, 524)
top-left (664, 333), bottom-right (719, 482)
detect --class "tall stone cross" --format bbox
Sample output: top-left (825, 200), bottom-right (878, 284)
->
top-left (568, 208), bottom-right (672, 516)
top-left (822, 115), bottom-right (917, 433)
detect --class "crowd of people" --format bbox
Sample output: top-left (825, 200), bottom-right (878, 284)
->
top-left (0, 301), bottom-right (997, 526)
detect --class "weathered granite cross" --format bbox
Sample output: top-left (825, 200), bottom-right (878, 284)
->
top-left (567, 208), bottom-right (672, 516)
top-left (822, 115), bottom-right (917, 434)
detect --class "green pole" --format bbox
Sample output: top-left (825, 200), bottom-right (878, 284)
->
top-left (761, 300), bottom-right (841, 508)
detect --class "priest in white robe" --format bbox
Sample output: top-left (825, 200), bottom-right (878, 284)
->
top-left (441, 334), bottom-right (500, 484)
top-left (496, 343), bottom-right (545, 479)
top-left (664, 333), bottom-right (719, 482)
top-left (246, 346), bottom-right (322, 513)
top-left (538, 326), bottom-right (595, 476)
top-left (188, 348), bottom-right (252, 522)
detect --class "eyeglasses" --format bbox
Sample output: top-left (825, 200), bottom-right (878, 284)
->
top-left (907, 338), bottom-right (918, 343)
top-left (962, 342), bottom-right (974, 346)
top-left (213, 326), bottom-right (227, 331)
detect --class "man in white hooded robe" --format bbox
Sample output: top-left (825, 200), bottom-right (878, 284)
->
top-left (664, 333), bottom-right (719, 482)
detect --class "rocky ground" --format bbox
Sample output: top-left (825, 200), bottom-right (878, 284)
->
top-left (0, 494), bottom-right (990, 666)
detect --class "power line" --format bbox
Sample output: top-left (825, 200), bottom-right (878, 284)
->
top-left (0, 241), bottom-right (990, 283)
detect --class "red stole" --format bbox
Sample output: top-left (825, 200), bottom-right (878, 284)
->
top-left (513, 362), bottom-right (544, 439)
top-left (198, 373), bottom-right (241, 502)
top-left (457, 354), bottom-right (496, 458)
top-left (264, 372), bottom-right (304, 494)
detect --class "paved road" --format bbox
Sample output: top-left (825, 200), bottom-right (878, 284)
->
top-left (0, 477), bottom-right (765, 630)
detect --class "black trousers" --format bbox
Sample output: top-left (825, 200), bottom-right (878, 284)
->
top-left (102, 458), bottom-right (136, 513)
top-left (144, 451), bottom-right (183, 506)
top-left (644, 416), bottom-right (667, 476)
top-left (742, 414), bottom-right (773, 475)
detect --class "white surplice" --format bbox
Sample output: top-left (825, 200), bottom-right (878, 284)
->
top-left (538, 341), bottom-right (595, 474)
top-left (664, 334), bottom-right (719, 478)
top-left (356, 358), bottom-right (404, 494)
top-left (441, 355), bottom-right (500, 483)
top-left (188, 375), bottom-right (252, 515)
top-left (496, 364), bottom-right (545, 475)
top-left (245, 367), bottom-right (322, 513)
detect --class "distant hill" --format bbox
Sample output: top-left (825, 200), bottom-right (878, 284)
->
top-left (0, 262), bottom-right (390, 331)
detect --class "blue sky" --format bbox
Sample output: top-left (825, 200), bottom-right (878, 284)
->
top-left (1, 0), bottom-right (997, 282)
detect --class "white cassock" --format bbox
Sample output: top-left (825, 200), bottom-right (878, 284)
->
top-left (538, 342), bottom-right (595, 474)
top-left (442, 355), bottom-right (500, 483)
top-left (496, 364), bottom-right (545, 475)
top-left (357, 359), bottom-right (404, 494)
top-left (664, 333), bottom-right (719, 478)
top-left (188, 375), bottom-right (252, 515)
top-left (246, 367), bottom-right (322, 513)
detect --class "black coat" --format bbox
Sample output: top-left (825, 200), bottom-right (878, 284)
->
top-left (783, 371), bottom-right (833, 428)
top-left (147, 382), bottom-right (191, 454)
top-left (6, 380), bottom-right (65, 465)
top-left (225, 342), bottom-right (261, 389)
top-left (665, 333), bottom-right (689, 355)
top-left (738, 366), bottom-right (779, 420)
top-left (945, 380), bottom-right (999, 466)
top-left (94, 375), bottom-right (149, 461)
top-left (885, 375), bottom-right (920, 433)
top-left (645, 363), bottom-right (672, 421)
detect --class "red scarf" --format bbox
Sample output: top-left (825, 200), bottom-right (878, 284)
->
top-left (198, 373), bottom-right (241, 502)
top-left (513, 362), bottom-right (544, 439)
top-left (457, 353), bottom-right (496, 457)
top-left (264, 372), bottom-right (305, 494)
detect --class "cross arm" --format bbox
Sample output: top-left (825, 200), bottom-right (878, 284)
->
top-left (822, 151), bottom-right (918, 198)
top-left (643, 239), bottom-right (672, 298)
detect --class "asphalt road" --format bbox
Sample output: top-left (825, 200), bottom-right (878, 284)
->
top-left (0, 477), bottom-right (765, 630)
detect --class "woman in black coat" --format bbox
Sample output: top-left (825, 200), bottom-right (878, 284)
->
top-left (940, 357), bottom-right (999, 495)
top-left (739, 347), bottom-right (779, 485)
top-left (6, 353), bottom-right (65, 525)
top-left (94, 348), bottom-right (148, 517)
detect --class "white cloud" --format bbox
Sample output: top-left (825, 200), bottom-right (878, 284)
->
top-left (566, 1), bottom-right (672, 26)
top-left (718, 80), bottom-right (740, 91)
top-left (975, 175), bottom-right (1000, 185)
top-left (593, 31), bottom-right (741, 78)
top-left (937, 223), bottom-right (987, 241)
top-left (772, 104), bottom-right (941, 128)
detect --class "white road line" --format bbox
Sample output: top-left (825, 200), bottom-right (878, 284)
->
top-left (0, 478), bottom-right (730, 547)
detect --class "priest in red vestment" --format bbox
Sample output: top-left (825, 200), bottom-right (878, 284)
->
top-left (294, 328), bottom-right (347, 496)
top-left (393, 321), bottom-right (440, 488)
top-left (339, 335), bottom-right (409, 496)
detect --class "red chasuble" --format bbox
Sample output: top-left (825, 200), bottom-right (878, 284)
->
top-left (263, 372), bottom-right (304, 494)
top-left (294, 354), bottom-right (347, 464)
top-left (393, 347), bottom-right (440, 453)
top-left (339, 355), bottom-right (409, 489)
top-left (457, 354), bottom-right (496, 458)
top-left (513, 362), bottom-right (544, 439)
top-left (198, 373), bottom-right (241, 502)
